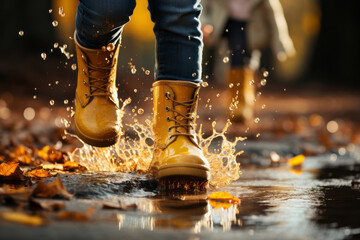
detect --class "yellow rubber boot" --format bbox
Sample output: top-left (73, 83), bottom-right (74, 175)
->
top-left (227, 67), bottom-right (255, 123)
top-left (152, 80), bottom-right (210, 191)
top-left (74, 36), bottom-right (121, 147)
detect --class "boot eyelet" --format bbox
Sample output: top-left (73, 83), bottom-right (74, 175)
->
top-left (165, 106), bottom-right (169, 112)
top-left (166, 117), bottom-right (170, 121)
top-left (165, 92), bottom-right (170, 99)
top-left (83, 80), bottom-right (87, 85)
top-left (85, 93), bottom-right (88, 98)
top-left (168, 127), bottom-right (171, 132)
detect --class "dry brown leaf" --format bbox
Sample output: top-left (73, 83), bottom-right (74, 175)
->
top-left (8, 145), bottom-right (34, 165)
top-left (37, 146), bottom-right (68, 163)
top-left (57, 206), bottom-right (95, 221)
top-left (0, 186), bottom-right (33, 206)
top-left (25, 168), bottom-right (53, 178)
top-left (32, 179), bottom-right (73, 200)
top-left (1, 212), bottom-right (45, 226)
top-left (207, 192), bottom-right (240, 204)
top-left (0, 162), bottom-right (26, 181)
top-left (29, 198), bottom-right (65, 211)
top-left (63, 161), bottom-right (87, 172)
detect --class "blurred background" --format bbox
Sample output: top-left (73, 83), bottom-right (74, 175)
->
top-left (0, 0), bottom-right (359, 141)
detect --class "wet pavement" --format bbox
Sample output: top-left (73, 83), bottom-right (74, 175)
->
top-left (1, 137), bottom-right (360, 240)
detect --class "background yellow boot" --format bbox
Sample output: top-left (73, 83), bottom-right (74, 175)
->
top-left (152, 80), bottom-right (210, 191)
top-left (74, 37), bottom-right (122, 147)
top-left (227, 67), bottom-right (255, 123)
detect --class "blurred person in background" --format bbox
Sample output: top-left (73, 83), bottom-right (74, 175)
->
top-left (201, 0), bottom-right (296, 123)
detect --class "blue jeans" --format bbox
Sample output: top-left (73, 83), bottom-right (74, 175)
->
top-left (76, 0), bottom-right (203, 83)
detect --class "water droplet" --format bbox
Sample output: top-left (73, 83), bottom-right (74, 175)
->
top-left (260, 79), bottom-right (267, 86)
top-left (52, 20), bottom-right (58, 27)
top-left (137, 108), bottom-right (144, 114)
top-left (254, 117), bottom-right (260, 123)
top-left (106, 43), bottom-right (115, 51)
top-left (18, 30), bottom-right (24, 36)
top-left (64, 99), bottom-right (69, 104)
top-left (201, 82), bottom-right (208, 87)
top-left (145, 70), bottom-right (150, 75)
top-left (71, 64), bottom-right (77, 70)
top-left (131, 68), bottom-right (137, 74)
top-left (229, 83), bottom-right (234, 88)
top-left (216, 93), bottom-right (220, 97)
top-left (54, 42), bottom-right (58, 48)
top-left (192, 72), bottom-right (197, 77)
top-left (23, 107), bottom-right (35, 121)
top-left (263, 71), bottom-right (269, 77)
top-left (261, 104), bottom-right (266, 109)
top-left (59, 6), bottom-right (65, 17)
top-left (256, 133), bottom-right (260, 138)
top-left (223, 57), bottom-right (229, 63)
top-left (257, 91), bottom-right (262, 97)
top-left (49, 100), bottom-right (55, 106)
top-left (134, 89), bottom-right (137, 93)
top-left (249, 80), bottom-right (255, 86)
top-left (41, 53), bottom-right (47, 60)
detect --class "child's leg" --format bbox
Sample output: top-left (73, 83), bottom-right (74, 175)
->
top-left (148, 0), bottom-right (203, 83)
top-left (76, 0), bottom-right (136, 49)
top-left (148, 0), bottom-right (209, 190)
top-left (74, 0), bottom-right (136, 147)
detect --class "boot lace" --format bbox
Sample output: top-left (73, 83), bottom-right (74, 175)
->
top-left (82, 55), bottom-right (115, 98)
top-left (165, 91), bottom-right (197, 140)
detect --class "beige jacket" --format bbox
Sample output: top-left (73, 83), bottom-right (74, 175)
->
top-left (201, 0), bottom-right (296, 61)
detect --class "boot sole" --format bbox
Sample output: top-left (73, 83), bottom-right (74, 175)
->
top-left (158, 165), bottom-right (209, 192)
top-left (159, 175), bottom-right (209, 193)
top-left (75, 123), bottom-right (119, 147)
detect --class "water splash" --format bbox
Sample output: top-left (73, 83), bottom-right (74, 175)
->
top-left (69, 101), bottom-right (243, 187)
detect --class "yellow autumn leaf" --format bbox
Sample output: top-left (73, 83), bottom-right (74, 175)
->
top-left (207, 192), bottom-right (240, 204)
top-left (288, 154), bottom-right (305, 167)
top-left (1, 212), bottom-right (45, 226)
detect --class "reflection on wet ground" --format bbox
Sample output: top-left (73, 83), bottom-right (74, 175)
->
top-left (1, 140), bottom-right (360, 240)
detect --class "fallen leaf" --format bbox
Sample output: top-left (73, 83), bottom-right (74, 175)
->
top-left (0, 162), bottom-right (26, 181)
top-left (63, 161), bottom-right (87, 172)
top-left (57, 206), bottom-right (95, 221)
top-left (1, 212), bottom-right (45, 226)
top-left (209, 200), bottom-right (233, 209)
top-left (207, 192), bottom-right (240, 204)
top-left (57, 211), bottom-right (88, 221)
top-left (29, 198), bottom-right (65, 211)
top-left (8, 145), bottom-right (34, 165)
top-left (0, 186), bottom-right (33, 207)
top-left (37, 146), bottom-right (68, 163)
top-left (25, 168), bottom-right (53, 178)
top-left (32, 179), bottom-right (73, 200)
top-left (288, 154), bottom-right (305, 167)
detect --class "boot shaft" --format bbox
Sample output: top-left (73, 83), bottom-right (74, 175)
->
top-left (152, 80), bottom-right (200, 150)
top-left (75, 36), bottom-right (120, 108)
